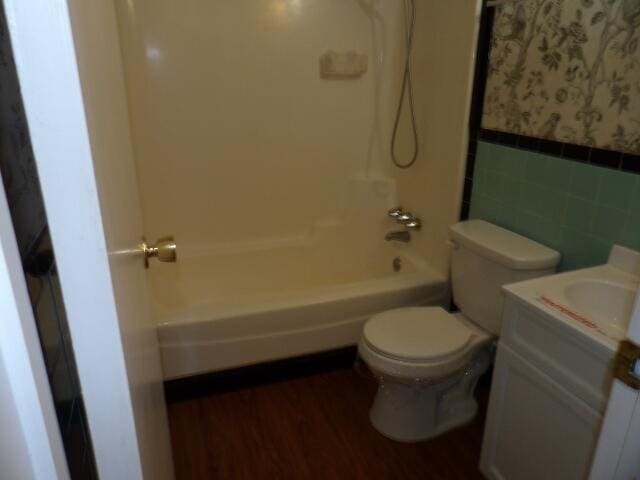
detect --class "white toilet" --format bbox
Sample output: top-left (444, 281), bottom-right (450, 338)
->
top-left (358, 219), bottom-right (560, 442)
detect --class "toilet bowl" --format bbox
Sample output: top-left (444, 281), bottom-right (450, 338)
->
top-left (358, 306), bottom-right (492, 442)
top-left (359, 220), bottom-right (560, 442)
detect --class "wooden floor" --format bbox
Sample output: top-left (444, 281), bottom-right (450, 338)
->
top-left (167, 356), bottom-right (490, 480)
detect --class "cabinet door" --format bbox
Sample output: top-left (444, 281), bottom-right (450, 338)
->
top-left (480, 344), bottom-right (602, 480)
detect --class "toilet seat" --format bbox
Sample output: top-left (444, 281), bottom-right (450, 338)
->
top-left (363, 307), bottom-right (473, 362)
top-left (359, 307), bottom-right (490, 379)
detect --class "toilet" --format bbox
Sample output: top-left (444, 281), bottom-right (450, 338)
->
top-left (358, 219), bottom-right (560, 442)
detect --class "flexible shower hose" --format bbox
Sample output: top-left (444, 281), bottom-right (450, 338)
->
top-left (390, 0), bottom-right (419, 169)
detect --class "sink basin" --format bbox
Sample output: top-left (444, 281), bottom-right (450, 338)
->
top-left (564, 279), bottom-right (637, 335)
top-left (504, 245), bottom-right (640, 346)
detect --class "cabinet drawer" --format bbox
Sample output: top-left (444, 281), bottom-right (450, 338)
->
top-left (500, 296), bottom-right (614, 413)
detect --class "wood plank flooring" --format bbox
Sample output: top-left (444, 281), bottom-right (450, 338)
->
top-left (167, 354), bottom-right (490, 480)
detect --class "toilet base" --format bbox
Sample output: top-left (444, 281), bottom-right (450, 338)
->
top-left (368, 349), bottom-right (491, 442)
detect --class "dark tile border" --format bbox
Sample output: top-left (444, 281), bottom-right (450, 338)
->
top-left (477, 128), bottom-right (638, 173)
top-left (561, 142), bottom-right (590, 164)
top-left (460, 0), bottom-right (494, 221)
top-left (164, 347), bottom-right (358, 403)
top-left (622, 154), bottom-right (640, 173)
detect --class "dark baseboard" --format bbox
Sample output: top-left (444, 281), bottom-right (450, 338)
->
top-left (164, 346), bottom-right (359, 404)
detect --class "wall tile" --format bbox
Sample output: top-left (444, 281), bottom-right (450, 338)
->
top-left (559, 228), bottom-right (610, 269)
top-left (597, 169), bottom-right (637, 211)
top-left (469, 193), bottom-right (502, 226)
top-left (504, 152), bottom-right (527, 180)
top-left (518, 183), bottom-right (561, 220)
top-left (631, 183), bottom-right (640, 215)
top-left (499, 177), bottom-right (521, 205)
top-left (622, 217), bottom-right (640, 250)
top-left (542, 157), bottom-right (573, 192)
top-left (569, 164), bottom-right (602, 202)
top-left (472, 168), bottom-right (486, 197)
top-left (470, 141), bottom-right (640, 270)
top-left (481, 142), bottom-right (505, 173)
top-left (593, 206), bottom-right (629, 244)
top-left (501, 206), bottom-right (521, 233)
top-left (535, 219), bottom-right (563, 250)
top-left (564, 197), bottom-right (595, 232)
top-left (524, 153), bottom-right (548, 185)
top-left (484, 171), bottom-right (504, 200)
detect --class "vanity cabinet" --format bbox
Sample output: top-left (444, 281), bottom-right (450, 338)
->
top-left (480, 297), bottom-right (616, 480)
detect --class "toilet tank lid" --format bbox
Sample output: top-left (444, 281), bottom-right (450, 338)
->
top-left (449, 220), bottom-right (560, 270)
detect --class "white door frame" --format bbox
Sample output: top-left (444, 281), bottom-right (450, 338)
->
top-left (590, 289), bottom-right (640, 479)
top-left (0, 173), bottom-right (69, 479)
top-left (3, 0), bottom-right (162, 478)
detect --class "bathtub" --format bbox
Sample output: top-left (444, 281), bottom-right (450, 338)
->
top-left (149, 239), bottom-right (447, 380)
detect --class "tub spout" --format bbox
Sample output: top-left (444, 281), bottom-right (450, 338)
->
top-left (385, 230), bottom-right (411, 242)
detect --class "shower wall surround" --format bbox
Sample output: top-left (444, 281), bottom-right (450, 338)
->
top-left (115, 0), bottom-right (480, 277)
top-left (115, 0), bottom-right (394, 251)
top-left (482, 0), bottom-right (640, 154)
top-left (392, 0), bottom-right (480, 275)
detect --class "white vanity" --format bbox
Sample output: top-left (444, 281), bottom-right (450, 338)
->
top-left (480, 246), bottom-right (640, 480)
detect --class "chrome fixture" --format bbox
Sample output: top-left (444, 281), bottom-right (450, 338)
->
top-left (388, 206), bottom-right (404, 219)
top-left (385, 230), bottom-right (411, 243)
top-left (397, 212), bottom-right (414, 223)
top-left (388, 207), bottom-right (421, 230)
top-left (404, 219), bottom-right (421, 230)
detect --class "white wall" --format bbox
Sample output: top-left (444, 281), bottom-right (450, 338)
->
top-left (115, 0), bottom-right (479, 276)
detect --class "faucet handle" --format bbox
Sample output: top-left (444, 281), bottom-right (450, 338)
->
top-left (405, 219), bottom-right (421, 230)
top-left (397, 212), bottom-right (414, 223)
top-left (388, 206), bottom-right (404, 219)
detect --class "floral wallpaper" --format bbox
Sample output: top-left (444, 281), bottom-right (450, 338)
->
top-left (482, 0), bottom-right (640, 155)
top-left (0, 7), bottom-right (46, 256)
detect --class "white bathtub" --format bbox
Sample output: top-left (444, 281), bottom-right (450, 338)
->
top-left (149, 239), bottom-right (447, 379)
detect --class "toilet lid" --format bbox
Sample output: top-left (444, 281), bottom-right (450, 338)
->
top-left (363, 307), bottom-right (473, 362)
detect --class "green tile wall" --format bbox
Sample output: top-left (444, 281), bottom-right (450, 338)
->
top-left (469, 142), bottom-right (640, 271)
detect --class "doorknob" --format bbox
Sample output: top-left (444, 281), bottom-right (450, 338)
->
top-left (141, 236), bottom-right (177, 268)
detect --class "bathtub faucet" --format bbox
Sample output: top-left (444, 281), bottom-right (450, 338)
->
top-left (387, 206), bottom-right (421, 230)
top-left (385, 230), bottom-right (411, 243)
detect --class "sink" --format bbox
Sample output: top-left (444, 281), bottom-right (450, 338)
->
top-left (564, 279), bottom-right (637, 335)
top-left (504, 245), bottom-right (640, 346)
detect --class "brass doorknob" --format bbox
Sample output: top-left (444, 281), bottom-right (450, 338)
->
top-left (141, 236), bottom-right (177, 268)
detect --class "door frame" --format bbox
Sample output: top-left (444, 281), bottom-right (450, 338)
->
top-left (0, 172), bottom-right (69, 479)
top-left (590, 289), bottom-right (640, 478)
top-left (3, 0), bottom-right (152, 478)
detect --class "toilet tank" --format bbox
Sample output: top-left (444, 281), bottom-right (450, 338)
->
top-left (449, 220), bottom-right (560, 335)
